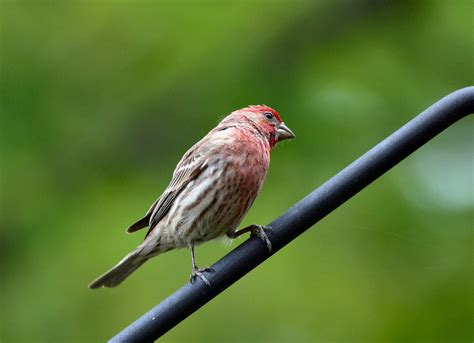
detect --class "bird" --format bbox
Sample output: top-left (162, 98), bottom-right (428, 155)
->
top-left (89, 105), bottom-right (295, 288)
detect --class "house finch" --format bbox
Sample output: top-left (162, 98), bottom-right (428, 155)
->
top-left (89, 105), bottom-right (295, 288)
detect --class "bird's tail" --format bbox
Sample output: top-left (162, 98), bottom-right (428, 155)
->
top-left (88, 250), bottom-right (148, 289)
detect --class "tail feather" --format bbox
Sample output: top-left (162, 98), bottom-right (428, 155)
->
top-left (89, 251), bottom-right (148, 289)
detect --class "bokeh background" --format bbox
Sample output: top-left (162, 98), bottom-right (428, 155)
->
top-left (1, 1), bottom-right (473, 342)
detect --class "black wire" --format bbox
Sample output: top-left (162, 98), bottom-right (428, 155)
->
top-left (109, 87), bottom-right (474, 343)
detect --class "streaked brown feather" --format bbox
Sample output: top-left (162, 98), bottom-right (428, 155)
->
top-left (126, 196), bottom-right (161, 233)
top-left (127, 216), bottom-right (150, 233)
top-left (146, 155), bottom-right (208, 236)
top-left (126, 153), bottom-right (209, 236)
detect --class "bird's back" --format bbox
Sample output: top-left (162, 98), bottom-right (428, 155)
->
top-left (146, 126), bottom-right (271, 249)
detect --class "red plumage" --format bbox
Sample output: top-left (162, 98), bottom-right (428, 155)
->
top-left (246, 105), bottom-right (282, 122)
top-left (89, 105), bottom-right (295, 288)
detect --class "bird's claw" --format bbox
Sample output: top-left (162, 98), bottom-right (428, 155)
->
top-left (250, 225), bottom-right (273, 254)
top-left (190, 267), bottom-right (214, 287)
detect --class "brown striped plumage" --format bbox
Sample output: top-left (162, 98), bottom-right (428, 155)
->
top-left (89, 105), bottom-right (294, 288)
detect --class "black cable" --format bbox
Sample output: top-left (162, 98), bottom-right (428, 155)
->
top-left (109, 87), bottom-right (474, 343)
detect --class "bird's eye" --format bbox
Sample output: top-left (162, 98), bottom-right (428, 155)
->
top-left (264, 112), bottom-right (273, 120)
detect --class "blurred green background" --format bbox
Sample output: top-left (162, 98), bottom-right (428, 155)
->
top-left (1, 0), bottom-right (473, 342)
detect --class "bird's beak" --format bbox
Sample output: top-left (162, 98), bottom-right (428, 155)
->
top-left (277, 122), bottom-right (295, 141)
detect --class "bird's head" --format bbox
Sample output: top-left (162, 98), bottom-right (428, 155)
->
top-left (236, 105), bottom-right (295, 148)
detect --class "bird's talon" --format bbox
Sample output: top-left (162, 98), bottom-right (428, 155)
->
top-left (250, 225), bottom-right (273, 254)
top-left (190, 267), bottom-right (213, 286)
top-left (199, 267), bottom-right (214, 274)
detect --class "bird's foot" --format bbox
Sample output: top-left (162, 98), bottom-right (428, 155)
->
top-left (190, 267), bottom-right (214, 287)
top-left (250, 225), bottom-right (273, 254)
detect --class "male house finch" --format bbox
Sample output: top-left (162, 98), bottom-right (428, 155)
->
top-left (89, 105), bottom-right (295, 288)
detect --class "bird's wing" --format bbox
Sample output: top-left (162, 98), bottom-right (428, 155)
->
top-left (146, 154), bottom-right (208, 237)
top-left (127, 151), bottom-right (208, 237)
top-left (126, 197), bottom-right (161, 233)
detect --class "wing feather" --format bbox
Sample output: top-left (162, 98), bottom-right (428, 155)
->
top-left (126, 136), bottom-right (212, 237)
top-left (147, 154), bottom-right (208, 233)
top-left (126, 196), bottom-right (161, 233)
top-left (127, 154), bottom-right (208, 236)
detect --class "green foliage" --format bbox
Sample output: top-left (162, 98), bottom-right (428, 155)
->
top-left (1, 1), bottom-right (472, 342)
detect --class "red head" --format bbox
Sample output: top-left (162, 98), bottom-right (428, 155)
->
top-left (233, 105), bottom-right (295, 148)
top-left (246, 105), bottom-right (282, 123)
